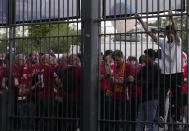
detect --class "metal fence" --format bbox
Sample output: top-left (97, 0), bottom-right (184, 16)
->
top-left (0, 0), bottom-right (189, 131)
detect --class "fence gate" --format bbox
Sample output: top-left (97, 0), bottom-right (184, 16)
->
top-left (0, 0), bottom-right (189, 131)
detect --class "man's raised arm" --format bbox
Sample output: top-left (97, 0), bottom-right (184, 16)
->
top-left (135, 14), bottom-right (158, 43)
top-left (168, 10), bottom-right (180, 43)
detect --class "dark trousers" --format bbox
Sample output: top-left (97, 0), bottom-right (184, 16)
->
top-left (37, 98), bottom-right (57, 131)
top-left (100, 91), bottom-right (113, 131)
top-left (56, 100), bottom-right (66, 131)
top-left (17, 100), bottom-right (36, 131)
top-left (111, 99), bottom-right (130, 131)
top-left (63, 97), bottom-right (80, 131)
top-left (128, 98), bottom-right (138, 131)
top-left (159, 73), bottom-right (183, 121)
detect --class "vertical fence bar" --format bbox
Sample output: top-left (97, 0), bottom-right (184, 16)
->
top-left (187, 0), bottom-right (189, 125)
top-left (81, 0), bottom-right (99, 130)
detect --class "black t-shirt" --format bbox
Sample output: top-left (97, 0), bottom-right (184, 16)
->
top-left (135, 63), bottom-right (161, 102)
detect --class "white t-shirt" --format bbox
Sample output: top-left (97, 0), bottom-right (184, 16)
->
top-left (157, 37), bottom-right (182, 74)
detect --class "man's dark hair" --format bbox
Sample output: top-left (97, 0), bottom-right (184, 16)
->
top-left (139, 55), bottom-right (145, 64)
top-left (155, 49), bottom-right (161, 59)
top-left (103, 50), bottom-right (113, 60)
top-left (128, 56), bottom-right (137, 62)
top-left (144, 49), bottom-right (156, 60)
top-left (112, 50), bottom-right (123, 60)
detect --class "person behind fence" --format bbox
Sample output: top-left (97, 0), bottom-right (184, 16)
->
top-left (54, 55), bottom-right (68, 131)
top-left (100, 50), bottom-right (114, 131)
top-left (2, 53), bottom-right (21, 112)
top-left (127, 56), bottom-right (138, 71)
top-left (135, 55), bottom-right (146, 104)
top-left (36, 54), bottom-right (58, 131)
top-left (15, 54), bottom-right (34, 131)
top-left (128, 49), bottom-right (161, 131)
top-left (0, 54), bottom-right (5, 89)
top-left (111, 50), bottom-right (135, 131)
top-left (137, 55), bottom-right (145, 73)
top-left (17, 51), bottom-right (41, 131)
top-left (68, 54), bottom-right (81, 67)
top-left (182, 52), bottom-right (187, 124)
top-left (126, 55), bottom-right (145, 131)
top-left (61, 54), bottom-right (81, 131)
top-left (135, 10), bottom-right (183, 127)
top-left (2, 53), bottom-right (21, 90)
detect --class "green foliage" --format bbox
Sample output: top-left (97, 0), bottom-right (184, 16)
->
top-left (0, 23), bottom-right (81, 55)
top-left (152, 17), bottom-right (169, 27)
top-left (0, 33), bottom-right (8, 53)
top-left (26, 23), bottom-right (81, 54)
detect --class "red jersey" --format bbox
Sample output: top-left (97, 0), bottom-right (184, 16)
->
top-left (0, 67), bottom-right (2, 89)
top-left (113, 61), bottom-right (135, 100)
top-left (38, 64), bottom-right (57, 99)
top-left (18, 65), bottom-right (30, 97)
top-left (2, 65), bottom-right (23, 89)
top-left (100, 61), bottom-right (114, 91)
top-left (129, 64), bottom-right (143, 98)
top-left (182, 64), bottom-right (187, 95)
top-left (18, 63), bottom-right (42, 97)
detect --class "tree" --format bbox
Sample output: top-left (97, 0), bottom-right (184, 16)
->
top-left (0, 24), bottom-right (81, 55)
top-left (0, 33), bottom-right (8, 53)
top-left (15, 23), bottom-right (81, 54)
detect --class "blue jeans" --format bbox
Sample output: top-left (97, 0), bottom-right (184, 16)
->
top-left (136, 100), bottom-right (158, 131)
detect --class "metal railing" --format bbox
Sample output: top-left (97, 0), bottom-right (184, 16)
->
top-left (0, 0), bottom-right (188, 131)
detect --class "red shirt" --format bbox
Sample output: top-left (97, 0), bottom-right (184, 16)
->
top-left (113, 61), bottom-right (135, 100)
top-left (182, 64), bottom-right (187, 95)
top-left (2, 65), bottom-right (23, 88)
top-left (38, 64), bottom-right (57, 99)
top-left (0, 67), bottom-right (2, 88)
top-left (129, 64), bottom-right (143, 98)
top-left (18, 65), bottom-right (30, 97)
top-left (18, 64), bottom-right (41, 97)
top-left (100, 61), bottom-right (114, 91)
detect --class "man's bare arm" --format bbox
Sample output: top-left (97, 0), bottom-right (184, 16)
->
top-left (135, 14), bottom-right (158, 42)
top-left (168, 10), bottom-right (180, 43)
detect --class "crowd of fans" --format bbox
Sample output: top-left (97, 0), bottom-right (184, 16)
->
top-left (100, 49), bottom-right (187, 131)
top-left (0, 48), bottom-right (186, 131)
top-left (99, 10), bottom-right (188, 131)
top-left (0, 51), bottom-right (81, 131)
top-left (0, 10), bottom-right (187, 131)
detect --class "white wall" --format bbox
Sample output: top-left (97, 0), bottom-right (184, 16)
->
top-left (100, 41), bottom-right (160, 60)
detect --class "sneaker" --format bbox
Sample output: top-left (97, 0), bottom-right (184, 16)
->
top-left (158, 116), bottom-right (165, 128)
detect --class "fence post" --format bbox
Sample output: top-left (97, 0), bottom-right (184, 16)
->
top-left (81, 0), bottom-right (99, 130)
top-left (7, 0), bottom-right (16, 130)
